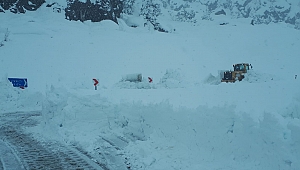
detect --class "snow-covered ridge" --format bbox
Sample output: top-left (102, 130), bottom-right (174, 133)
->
top-left (1, 0), bottom-right (300, 30)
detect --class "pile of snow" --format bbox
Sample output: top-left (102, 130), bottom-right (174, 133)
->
top-left (114, 73), bottom-right (154, 89)
top-left (157, 68), bottom-right (187, 88)
top-left (203, 71), bottom-right (224, 85)
top-left (121, 14), bottom-right (145, 28)
top-left (28, 86), bottom-right (300, 170)
top-left (114, 80), bottom-right (154, 89)
top-left (243, 70), bottom-right (281, 83)
top-left (281, 93), bottom-right (300, 119)
top-left (114, 69), bottom-right (189, 89)
top-left (0, 76), bottom-right (42, 114)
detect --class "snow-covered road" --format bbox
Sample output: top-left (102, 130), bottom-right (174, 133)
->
top-left (0, 112), bottom-right (106, 170)
top-left (0, 140), bottom-right (24, 170)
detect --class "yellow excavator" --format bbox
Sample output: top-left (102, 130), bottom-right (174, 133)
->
top-left (221, 63), bottom-right (252, 83)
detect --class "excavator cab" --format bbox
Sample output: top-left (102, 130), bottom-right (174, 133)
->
top-left (233, 63), bottom-right (251, 73)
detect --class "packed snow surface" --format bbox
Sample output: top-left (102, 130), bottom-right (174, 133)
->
top-left (1, 9), bottom-right (300, 170)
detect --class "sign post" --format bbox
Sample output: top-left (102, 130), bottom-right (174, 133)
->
top-left (8, 78), bottom-right (28, 89)
top-left (92, 79), bottom-right (99, 90)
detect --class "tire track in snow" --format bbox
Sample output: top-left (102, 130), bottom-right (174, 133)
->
top-left (0, 112), bottom-right (105, 170)
top-left (0, 139), bottom-right (25, 170)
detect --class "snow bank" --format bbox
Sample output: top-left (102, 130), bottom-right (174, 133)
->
top-left (29, 85), bottom-right (300, 170)
top-left (121, 14), bottom-right (145, 28)
top-left (157, 68), bottom-right (188, 88)
top-left (121, 104), bottom-right (300, 170)
top-left (281, 92), bottom-right (300, 119)
top-left (114, 80), bottom-right (154, 89)
top-left (0, 76), bottom-right (42, 114)
top-left (203, 71), bottom-right (223, 85)
top-left (114, 69), bottom-right (188, 89)
top-left (243, 70), bottom-right (281, 83)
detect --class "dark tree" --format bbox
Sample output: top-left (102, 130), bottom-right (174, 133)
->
top-left (0, 0), bottom-right (45, 13)
top-left (122, 0), bottom-right (135, 15)
top-left (65, 0), bottom-right (123, 23)
top-left (140, 0), bottom-right (168, 32)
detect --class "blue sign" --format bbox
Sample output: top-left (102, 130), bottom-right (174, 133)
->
top-left (8, 78), bottom-right (28, 88)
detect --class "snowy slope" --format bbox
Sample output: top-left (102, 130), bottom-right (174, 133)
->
top-left (1, 7), bottom-right (300, 170)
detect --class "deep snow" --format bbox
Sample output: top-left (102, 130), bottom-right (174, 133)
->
top-left (1, 7), bottom-right (300, 170)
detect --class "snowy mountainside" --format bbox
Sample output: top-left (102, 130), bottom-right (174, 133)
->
top-left (1, 4), bottom-right (300, 170)
top-left (1, 0), bottom-right (300, 30)
top-left (147, 0), bottom-right (300, 30)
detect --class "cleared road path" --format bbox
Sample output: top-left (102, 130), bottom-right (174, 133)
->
top-left (0, 112), bottom-right (106, 170)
